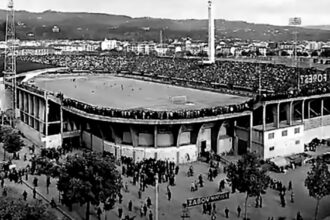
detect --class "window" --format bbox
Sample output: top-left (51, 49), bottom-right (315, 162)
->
top-left (268, 133), bottom-right (275, 139)
top-left (269, 146), bottom-right (275, 151)
top-left (282, 130), bottom-right (288, 137)
top-left (294, 127), bottom-right (300, 134)
top-left (295, 140), bottom-right (300, 145)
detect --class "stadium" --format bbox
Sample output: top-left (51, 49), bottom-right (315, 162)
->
top-left (7, 54), bottom-right (330, 164)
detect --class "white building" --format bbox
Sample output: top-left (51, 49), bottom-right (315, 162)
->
top-left (101, 39), bottom-right (117, 51)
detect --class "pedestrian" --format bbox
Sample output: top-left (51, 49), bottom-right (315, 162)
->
top-left (224, 207), bottom-right (229, 218)
top-left (212, 203), bottom-right (216, 214)
top-left (125, 182), bottom-right (129, 192)
top-left (1, 178), bottom-right (4, 188)
top-left (143, 203), bottom-right (148, 216)
top-left (128, 200), bottom-right (132, 212)
top-left (259, 195), bottom-right (263, 208)
top-left (118, 193), bottom-right (123, 204)
top-left (118, 207), bottom-right (123, 218)
top-left (237, 205), bottom-right (241, 217)
top-left (33, 177), bottom-right (38, 187)
top-left (168, 190), bottom-right (171, 201)
top-left (149, 210), bottom-right (153, 220)
top-left (147, 197), bottom-right (152, 208)
top-left (33, 187), bottom-right (36, 199)
top-left (2, 188), bottom-right (7, 197)
top-left (203, 203), bottom-right (207, 214)
top-left (207, 202), bottom-right (212, 215)
top-left (140, 205), bottom-right (144, 217)
top-left (25, 172), bottom-right (28, 181)
top-left (138, 189), bottom-right (142, 199)
top-left (97, 206), bottom-right (102, 220)
top-left (23, 190), bottom-right (27, 201)
top-left (255, 196), bottom-right (259, 208)
top-left (288, 181), bottom-right (292, 191)
top-left (211, 213), bottom-right (216, 220)
top-left (291, 191), bottom-right (294, 203)
top-left (175, 165), bottom-right (179, 175)
top-left (297, 211), bottom-right (303, 220)
top-left (191, 181), bottom-right (195, 192)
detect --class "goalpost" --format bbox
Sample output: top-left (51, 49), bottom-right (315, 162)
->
top-left (170, 96), bottom-right (187, 104)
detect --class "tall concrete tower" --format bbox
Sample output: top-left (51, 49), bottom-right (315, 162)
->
top-left (1, 0), bottom-right (17, 118)
top-left (208, 0), bottom-right (215, 63)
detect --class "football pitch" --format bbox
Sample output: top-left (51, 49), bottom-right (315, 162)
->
top-left (34, 75), bottom-right (250, 111)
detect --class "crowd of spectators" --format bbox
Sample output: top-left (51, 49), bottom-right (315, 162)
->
top-left (62, 96), bottom-right (253, 120)
top-left (17, 54), bottom-right (330, 120)
top-left (19, 54), bottom-right (330, 97)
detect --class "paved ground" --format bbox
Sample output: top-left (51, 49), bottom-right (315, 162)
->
top-left (2, 139), bottom-right (330, 220)
top-left (33, 75), bottom-right (249, 111)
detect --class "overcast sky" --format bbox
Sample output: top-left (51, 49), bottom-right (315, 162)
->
top-left (1, 0), bottom-right (329, 26)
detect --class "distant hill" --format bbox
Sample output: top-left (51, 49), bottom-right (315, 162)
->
top-left (304, 25), bottom-right (330, 31)
top-left (0, 10), bottom-right (330, 41)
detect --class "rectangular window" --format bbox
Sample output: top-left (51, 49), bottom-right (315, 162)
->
top-left (282, 130), bottom-right (288, 137)
top-left (295, 140), bottom-right (300, 145)
top-left (268, 133), bottom-right (275, 139)
top-left (269, 146), bottom-right (275, 151)
top-left (294, 127), bottom-right (300, 134)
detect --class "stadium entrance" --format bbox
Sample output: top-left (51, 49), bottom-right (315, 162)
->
top-left (197, 115), bottom-right (252, 162)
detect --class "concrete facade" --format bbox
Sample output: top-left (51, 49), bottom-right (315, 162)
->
top-left (253, 94), bottom-right (330, 159)
top-left (14, 79), bottom-right (330, 163)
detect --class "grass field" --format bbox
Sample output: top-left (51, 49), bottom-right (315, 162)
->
top-left (34, 75), bottom-right (249, 111)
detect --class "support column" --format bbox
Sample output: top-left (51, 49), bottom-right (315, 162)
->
top-left (45, 94), bottom-right (49, 136)
top-left (302, 100), bottom-right (305, 122)
top-left (60, 101), bottom-right (63, 140)
top-left (262, 104), bottom-right (266, 130)
top-left (233, 120), bottom-right (238, 156)
top-left (249, 113), bottom-right (253, 153)
top-left (272, 103), bottom-right (280, 129)
top-left (307, 100), bottom-right (311, 119)
top-left (321, 99), bottom-right (324, 116)
top-left (287, 102), bottom-right (293, 126)
top-left (154, 125), bottom-right (158, 160)
top-left (321, 99), bottom-right (324, 126)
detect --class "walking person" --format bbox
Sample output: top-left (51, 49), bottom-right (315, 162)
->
top-left (288, 180), bottom-right (292, 191)
top-left (128, 200), bottom-right (132, 212)
top-left (23, 190), bottom-right (27, 201)
top-left (291, 191), bottom-right (294, 203)
top-left (149, 210), bottom-right (153, 220)
top-left (138, 189), bottom-right (142, 199)
top-left (33, 187), bottom-right (36, 199)
top-left (33, 177), bottom-right (38, 187)
top-left (97, 206), bottom-right (102, 220)
top-left (118, 207), bottom-right (123, 218)
top-left (212, 203), bottom-right (216, 214)
top-left (224, 207), bottom-right (229, 218)
top-left (237, 205), bottom-right (241, 217)
top-left (167, 190), bottom-right (171, 201)
top-left (46, 176), bottom-right (51, 194)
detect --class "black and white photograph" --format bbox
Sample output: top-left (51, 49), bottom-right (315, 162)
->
top-left (0, 0), bottom-right (330, 219)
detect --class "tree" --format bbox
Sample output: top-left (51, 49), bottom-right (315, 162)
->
top-left (57, 152), bottom-right (122, 220)
top-left (305, 157), bottom-right (330, 220)
top-left (0, 196), bottom-right (56, 220)
top-left (226, 153), bottom-right (270, 220)
top-left (3, 130), bottom-right (24, 160)
top-left (0, 125), bottom-right (12, 143)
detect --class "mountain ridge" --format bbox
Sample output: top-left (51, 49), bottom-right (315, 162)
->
top-left (0, 10), bottom-right (329, 42)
